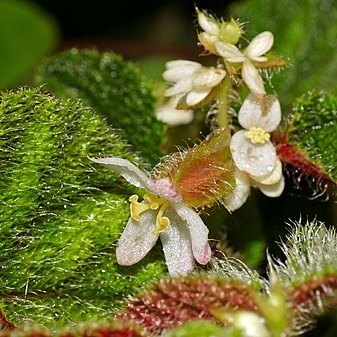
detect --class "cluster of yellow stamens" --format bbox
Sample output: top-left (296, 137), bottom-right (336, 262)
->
top-left (245, 127), bottom-right (270, 144)
top-left (129, 193), bottom-right (170, 236)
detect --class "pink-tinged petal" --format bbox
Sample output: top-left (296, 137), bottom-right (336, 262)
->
top-left (215, 41), bottom-right (246, 63)
top-left (197, 11), bottom-right (220, 35)
top-left (186, 89), bottom-right (210, 106)
top-left (90, 157), bottom-right (151, 189)
top-left (193, 68), bottom-right (226, 89)
top-left (147, 177), bottom-right (182, 203)
top-left (174, 204), bottom-right (211, 265)
top-left (116, 211), bottom-right (158, 266)
top-left (222, 170), bottom-right (251, 212)
top-left (253, 158), bottom-right (283, 185)
top-left (230, 131), bottom-right (277, 177)
top-left (241, 61), bottom-right (266, 96)
top-left (159, 207), bottom-right (195, 276)
top-left (238, 94), bottom-right (281, 131)
top-left (164, 79), bottom-right (193, 97)
top-left (245, 31), bottom-right (274, 59)
top-left (256, 174), bottom-right (285, 197)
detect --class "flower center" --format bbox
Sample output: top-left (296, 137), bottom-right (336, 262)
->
top-left (129, 193), bottom-right (170, 236)
top-left (245, 127), bottom-right (270, 144)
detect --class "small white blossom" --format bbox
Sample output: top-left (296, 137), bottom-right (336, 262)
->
top-left (163, 60), bottom-right (226, 107)
top-left (230, 94), bottom-right (281, 178)
top-left (224, 94), bottom-right (284, 210)
top-left (90, 157), bottom-right (212, 276)
top-left (223, 163), bottom-right (285, 212)
top-left (216, 32), bottom-right (274, 96)
top-left (156, 95), bottom-right (193, 126)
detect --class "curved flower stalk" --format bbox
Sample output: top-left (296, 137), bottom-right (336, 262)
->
top-left (216, 31), bottom-right (274, 96)
top-left (163, 60), bottom-right (226, 108)
top-left (90, 157), bottom-right (212, 276)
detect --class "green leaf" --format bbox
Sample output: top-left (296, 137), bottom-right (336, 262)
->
top-left (232, 0), bottom-right (337, 110)
top-left (34, 49), bottom-right (164, 165)
top-left (166, 320), bottom-right (236, 337)
top-left (0, 88), bottom-right (166, 329)
top-left (0, 0), bottom-right (58, 88)
top-left (278, 91), bottom-right (337, 184)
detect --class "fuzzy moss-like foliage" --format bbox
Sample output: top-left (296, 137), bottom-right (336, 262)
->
top-left (0, 88), bottom-right (166, 329)
top-left (34, 49), bottom-right (164, 165)
top-left (283, 91), bottom-right (337, 184)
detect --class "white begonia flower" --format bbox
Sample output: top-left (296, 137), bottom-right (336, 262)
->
top-left (215, 31), bottom-right (274, 96)
top-left (230, 94), bottom-right (281, 178)
top-left (90, 157), bottom-right (211, 276)
top-left (163, 60), bottom-right (226, 107)
top-left (224, 94), bottom-right (284, 211)
top-left (223, 163), bottom-right (285, 212)
top-left (156, 95), bottom-right (193, 126)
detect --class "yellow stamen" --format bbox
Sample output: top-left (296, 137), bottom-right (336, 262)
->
top-left (129, 194), bottom-right (151, 221)
top-left (129, 193), bottom-right (171, 236)
top-left (143, 193), bottom-right (160, 209)
top-left (245, 127), bottom-right (270, 144)
top-left (152, 201), bottom-right (170, 236)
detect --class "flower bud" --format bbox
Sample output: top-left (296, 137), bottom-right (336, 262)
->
top-left (219, 17), bottom-right (242, 45)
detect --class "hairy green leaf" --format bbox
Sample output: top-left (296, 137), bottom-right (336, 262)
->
top-left (277, 91), bottom-right (337, 184)
top-left (0, 88), bottom-right (165, 329)
top-left (34, 49), bottom-right (164, 165)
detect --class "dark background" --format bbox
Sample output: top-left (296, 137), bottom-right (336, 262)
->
top-left (33, 1), bottom-right (236, 58)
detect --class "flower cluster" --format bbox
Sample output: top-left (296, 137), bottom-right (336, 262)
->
top-left (157, 8), bottom-right (285, 211)
top-left (93, 8), bottom-right (286, 276)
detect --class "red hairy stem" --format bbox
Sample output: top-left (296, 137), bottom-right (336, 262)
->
top-left (276, 132), bottom-right (330, 182)
top-left (290, 275), bottom-right (337, 309)
top-left (117, 277), bottom-right (259, 335)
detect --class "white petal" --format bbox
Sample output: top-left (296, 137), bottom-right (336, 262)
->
top-left (238, 94), bottom-right (281, 132)
top-left (253, 158), bottom-right (283, 185)
top-left (230, 131), bottom-right (277, 177)
top-left (241, 61), bottom-right (266, 96)
top-left (90, 157), bottom-right (150, 189)
top-left (256, 174), bottom-right (285, 197)
top-left (156, 98), bottom-right (193, 126)
top-left (164, 79), bottom-right (193, 97)
top-left (160, 207), bottom-right (195, 276)
top-left (163, 65), bottom-right (200, 82)
top-left (174, 204), bottom-right (211, 265)
top-left (222, 170), bottom-right (251, 212)
top-left (193, 68), bottom-right (226, 89)
top-left (198, 11), bottom-right (220, 35)
top-left (245, 31), bottom-right (274, 59)
top-left (215, 41), bottom-right (245, 63)
top-left (116, 211), bottom-right (158, 266)
top-left (186, 89), bottom-right (211, 106)
top-left (165, 59), bottom-right (202, 70)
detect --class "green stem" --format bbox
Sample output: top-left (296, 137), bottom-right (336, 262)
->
top-left (217, 75), bottom-right (232, 133)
